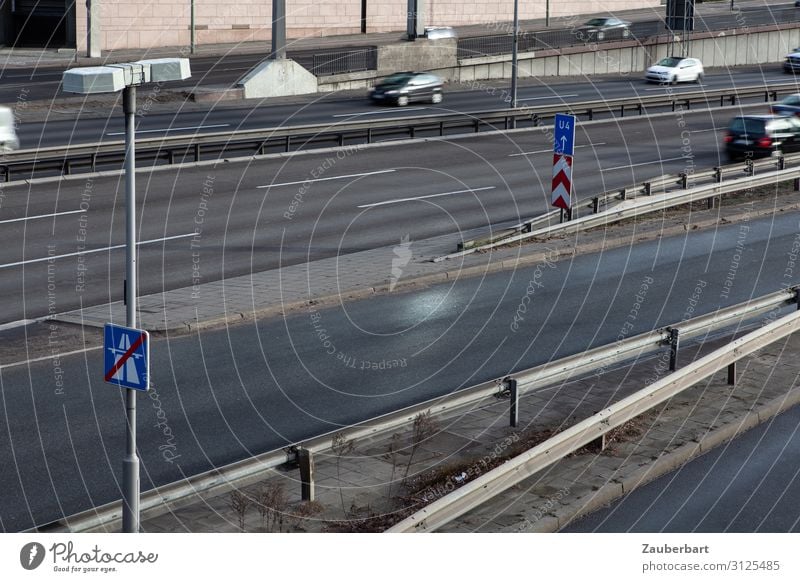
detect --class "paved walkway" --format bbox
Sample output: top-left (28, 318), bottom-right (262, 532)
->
top-left (56, 183), bottom-right (800, 334)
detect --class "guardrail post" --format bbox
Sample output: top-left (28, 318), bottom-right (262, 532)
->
top-left (64, 160), bottom-right (71, 175)
top-left (194, 144), bottom-right (201, 162)
top-left (338, 134), bottom-right (345, 147)
top-left (506, 378), bottom-right (519, 427)
top-left (668, 327), bottom-right (680, 371)
top-left (643, 182), bottom-right (652, 196)
top-left (297, 447), bottom-right (315, 501)
top-left (745, 159), bottom-right (753, 176)
top-left (794, 177), bottom-right (800, 192)
top-left (707, 196), bottom-right (716, 210)
top-left (438, 122), bottom-right (444, 136)
top-left (0, 166), bottom-right (6, 182)
top-left (679, 172), bottom-right (689, 189)
top-left (592, 197), bottom-right (600, 214)
top-left (727, 361), bottom-right (736, 386)
top-left (90, 153), bottom-right (97, 172)
top-left (714, 167), bottom-right (722, 183)
top-left (778, 155), bottom-right (786, 171)
top-left (587, 109), bottom-right (593, 121)
top-left (474, 119), bottom-right (481, 133)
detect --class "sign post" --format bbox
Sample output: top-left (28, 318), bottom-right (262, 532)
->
top-left (552, 113), bottom-right (576, 220)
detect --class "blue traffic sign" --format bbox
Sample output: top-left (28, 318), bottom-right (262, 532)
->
top-left (104, 324), bottom-right (150, 391)
top-left (554, 113), bottom-right (577, 156)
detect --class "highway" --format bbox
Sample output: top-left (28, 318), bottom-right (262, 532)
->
top-left (562, 405), bottom-right (800, 532)
top-left (1, 210), bottom-right (798, 531)
top-left (8, 68), bottom-right (798, 148)
top-left (0, 102), bottom-right (767, 323)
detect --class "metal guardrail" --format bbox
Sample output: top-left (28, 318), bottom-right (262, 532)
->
top-left (33, 286), bottom-right (798, 533)
top-left (442, 165), bottom-right (800, 260)
top-left (387, 305), bottom-right (800, 532)
top-left (1, 83), bottom-right (795, 183)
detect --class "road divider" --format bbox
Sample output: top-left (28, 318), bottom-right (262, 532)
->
top-left (447, 153), bottom-right (800, 259)
top-left (1, 82), bottom-right (794, 183)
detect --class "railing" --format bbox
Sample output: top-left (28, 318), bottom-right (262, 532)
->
top-left (445, 159), bottom-right (800, 259)
top-left (387, 305), bottom-right (800, 532)
top-left (30, 287), bottom-right (798, 533)
top-left (310, 47), bottom-right (378, 76)
top-left (1, 83), bottom-right (795, 184)
top-left (457, 8), bottom-right (800, 59)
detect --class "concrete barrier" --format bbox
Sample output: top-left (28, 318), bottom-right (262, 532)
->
top-left (316, 23), bottom-right (800, 94)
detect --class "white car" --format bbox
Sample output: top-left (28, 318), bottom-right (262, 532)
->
top-left (0, 106), bottom-right (20, 152)
top-left (644, 57), bottom-right (704, 85)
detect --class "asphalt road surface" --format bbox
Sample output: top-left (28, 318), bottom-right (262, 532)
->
top-left (1, 210), bottom-right (799, 531)
top-left (0, 103), bottom-right (768, 323)
top-left (9, 68), bottom-right (799, 149)
top-left (562, 404), bottom-right (800, 532)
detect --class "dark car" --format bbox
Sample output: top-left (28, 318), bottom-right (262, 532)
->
top-left (723, 115), bottom-right (800, 161)
top-left (576, 17), bottom-right (631, 41)
top-left (368, 72), bottom-right (443, 106)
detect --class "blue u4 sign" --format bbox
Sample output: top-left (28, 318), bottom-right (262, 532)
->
top-left (554, 113), bottom-right (576, 157)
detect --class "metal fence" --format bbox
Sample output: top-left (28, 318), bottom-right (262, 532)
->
top-left (458, 8), bottom-right (800, 59)
top-left (309, 47), bottom-right (378, 76)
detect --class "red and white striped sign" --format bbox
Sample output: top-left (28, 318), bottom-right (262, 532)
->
top-left (551, 153), bottom-right (573, 210)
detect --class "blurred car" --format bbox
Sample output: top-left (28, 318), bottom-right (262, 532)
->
top-left (783, 48), bottom-right (800, 73)
top-left (723, 114), bottom-right (800, 161)
top-left (368, 72), bottom-right (443, 106)
top-left (644, 56), bottom-right (704, 84)
top-left (576, 17), bottom-right (631, 41)
top-left (770, 93), bottom-right (800, 116)
top-left (424, 26), bottom-right (457, 40)
top-left (0, 106), bottom-right (20, 152)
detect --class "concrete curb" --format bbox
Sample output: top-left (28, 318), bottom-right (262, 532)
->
top-left (527, 385), bottom-right (800, 532)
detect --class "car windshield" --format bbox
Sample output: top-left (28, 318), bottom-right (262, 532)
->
top-left (379, 74), bottom-right (413, 86)
top-left (585, 19), bottom-right (609, 26)
top-left (657, 57), bottom-right (683, 68)
top-left (780, 94), bottom-right (800, 105)
top-left (729, 118), bottom-right (766, 134)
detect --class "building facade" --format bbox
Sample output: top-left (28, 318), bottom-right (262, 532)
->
top-left (0, 1), bottom-right (660, 52)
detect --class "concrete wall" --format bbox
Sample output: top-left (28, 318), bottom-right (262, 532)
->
top-left (317, 25), bottom-right (800, 93)
top-left (73, 0), bottom-right (658, 52)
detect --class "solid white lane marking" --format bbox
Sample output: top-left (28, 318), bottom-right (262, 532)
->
top-left (509, 143), bottom-right (606, 157)
top-left (333, 107), bottom-right (428, 118)
top-left (0, 345), bottom-right (103, 370)
top-left (0, 233), bottom-right (196, 270)
top-left (357, 186), bottom-right (496, 208)
top-left (0, 209), bottom-right (84, 225)
top-left (106, 123), bottom-right (229, 136)
top-left (257, 169), bottom-right (396, 189)
top-left (601, 156), bottom-right (685, 172)
top-left (691, 128), bottom-right (720, 133)
top-left (0, 319), bottom-right (35, 332)
top-left (517, 93), bottom-right (579, 101)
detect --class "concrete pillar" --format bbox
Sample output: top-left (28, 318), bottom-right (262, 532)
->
top-left (407, 0), bottom-right (425, 40)
top-left (272, 0), bottom-right (286, 59)
top-left (66, 0), bottom-right (77, 48)
top-left (507, 378), bottom-right (519, 427)
top-left (86, 0), bottom-right (101, 58)
top-left (297, 447), bottom-right (315, 502)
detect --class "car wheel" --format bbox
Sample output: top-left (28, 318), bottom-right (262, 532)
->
top-left (397, 95), bottom-right (409, 107)
top-left (431, 92), bottom-right (443, 104)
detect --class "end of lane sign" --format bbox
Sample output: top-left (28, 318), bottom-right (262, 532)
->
top-left (104, 324), bottom-right (150, 391)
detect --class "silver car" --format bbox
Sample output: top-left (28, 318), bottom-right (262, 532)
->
top-left (577, 17), bottom-right (631, 41)
top-left (0, 106), bottom-right (20, 152)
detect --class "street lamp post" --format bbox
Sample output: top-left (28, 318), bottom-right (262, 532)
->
top-left (62, 58), bottom-right (191, 532)
top-left (510, 0), bottom-right (519, 112)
